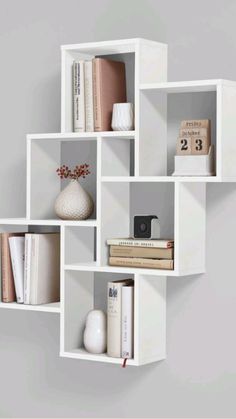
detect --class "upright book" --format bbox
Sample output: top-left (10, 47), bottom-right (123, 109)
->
top-left (1, 233), bottom-right (17, 302)
top-left (122, 283), bottom-right (134, 359)
top-left (8, 236), bottom-right (25, 304)
top-left (73, 61), bottom-right (85, 132)
top-left (25, 233), bottom-right (60, 305)
top-left (93, 58), bottom-right (126, 131)
top-left (84, 60), bottom-right (94, 131)
top-left (107, 279), bottom-right (132, 358)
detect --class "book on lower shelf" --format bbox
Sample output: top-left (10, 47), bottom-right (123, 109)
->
top-left (1, 233), bottom-right (23, 303)
top-left (107, 238), bottom-right (174, 270)
top-left (8, 236), bottom-right (25, 303)
top-left (107, 279), bottom-right (134, 358)
top-left (1, 232), bottom-right (60, 305)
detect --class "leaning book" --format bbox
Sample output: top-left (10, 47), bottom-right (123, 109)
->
top-left (1, 233), bottom-right (17, 302)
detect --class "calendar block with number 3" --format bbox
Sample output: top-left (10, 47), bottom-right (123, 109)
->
top-left (191, 135), bottom-right (210, 155)
top-left (176, 137), bottom-right (192, 155)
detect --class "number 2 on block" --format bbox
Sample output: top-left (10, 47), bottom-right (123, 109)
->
top-left (176, 137), bottom-right (191, 155)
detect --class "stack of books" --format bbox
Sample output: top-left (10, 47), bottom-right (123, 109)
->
top-left (107, 238), bottom-right (174, 270)
top-left (107, 279), bottom-right (134, 359)
top-left (73, 58), bottom-right (127, 132)
top-left (1, 233), bottom-right (60, 305)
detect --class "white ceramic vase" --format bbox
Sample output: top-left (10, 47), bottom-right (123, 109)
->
top-left (83, 310), bottom-right (107, 354)
top-left (111, 103), bottom-right (134, 131)
top-left (54, 179), bottom-right (94, 220)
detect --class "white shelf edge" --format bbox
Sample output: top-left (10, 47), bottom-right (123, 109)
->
top-left (64, 263), bottom-right (179, 276)
top-left (139, 79), bottom-right (236, 92)
top-left (101, 176), bottom-right (220, 183)
top-left (0, 218), bottom-right (97, 227)
top-left (0, 302), bottom-right (60, 313)
top-left (27, 131), bottom-right (135, 141)
top-left (60, 349), bottom-right (138, 366)
top-left (60, 38), bottom-right (166, 51)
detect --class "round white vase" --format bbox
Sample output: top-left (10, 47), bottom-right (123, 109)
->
top-left (111, 103), bottom-right (134, 131)
top-left (54, 179), bottom-right (94, 220)
top-left (83, 310), bottom-right (107, 354)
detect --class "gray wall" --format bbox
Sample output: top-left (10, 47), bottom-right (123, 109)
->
top-left (0, 0), bottom-right (236, 417)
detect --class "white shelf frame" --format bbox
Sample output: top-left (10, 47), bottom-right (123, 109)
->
top-left (1, 39), bottom-right (236, 366)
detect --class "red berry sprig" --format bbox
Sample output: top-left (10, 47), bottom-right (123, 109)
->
top-left (56, 164), bottom-right (90, 180)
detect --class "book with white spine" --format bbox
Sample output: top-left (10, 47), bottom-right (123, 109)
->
top-left (8, 236), bottom-right (25, 304)
top-left (107, 279), bottom-right (132, 358)
top-left (29, 233), bottom-right (60, 305)
top-left (24, 234), bottom-right (32, 304)
top-left (73, 61), bottom-right (85, 132)
top-left (122, 283), bottom-right (134, 359)
top-left (84, 60), bottom-right (94, 131)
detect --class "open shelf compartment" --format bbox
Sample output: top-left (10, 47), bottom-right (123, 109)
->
top-left (139, 79), bottom-right (236, 182)
top-left (0, 222), bottom-right (61, 313)
top-left (61, 269), bottom-right (166, 366)
top-left (99, 180), bottom-right (206, 276)
top-left (27, 134), bottom-right (97, 221)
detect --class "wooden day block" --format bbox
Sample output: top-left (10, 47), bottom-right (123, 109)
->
top-left (176, 136), bottom-right (192, 155)
top-left (179, 127), bottom-right (210, 141)
top-left (191, 135), bottom-right (210, 155)
top-left (180, 119), bottom-right (210, 130)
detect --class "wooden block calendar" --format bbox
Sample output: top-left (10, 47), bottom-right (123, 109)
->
top-left (177, 119), bottom-right (211, 156)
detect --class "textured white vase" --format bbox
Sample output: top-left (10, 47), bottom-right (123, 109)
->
top-left (54, 179), bottom-right (94, 220)
top-left (111, 103), bottom-right (134, 131)
top-left (83, 310), bottom-right (107, 354)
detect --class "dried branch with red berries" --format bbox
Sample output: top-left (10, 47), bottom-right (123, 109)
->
top-left (56, 164), bottom-right (91, 180)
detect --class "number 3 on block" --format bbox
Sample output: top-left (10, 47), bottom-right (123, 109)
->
top-left (191, 136), bottom-right (209, 155)
top-left (176, 137), bottom-right (192, 155)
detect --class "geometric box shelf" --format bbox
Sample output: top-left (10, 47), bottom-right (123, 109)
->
top-left (1, 39), bottom-right (236, 366)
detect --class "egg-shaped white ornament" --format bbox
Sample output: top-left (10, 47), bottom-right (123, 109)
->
top-left (83, 310), bottom-right (107, 354)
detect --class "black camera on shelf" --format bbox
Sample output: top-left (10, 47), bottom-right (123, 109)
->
top-left (133, 215), bottom-right (160, 239)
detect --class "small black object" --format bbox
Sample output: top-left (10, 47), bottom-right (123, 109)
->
top-left (133, 215), bottom-right (160, 239)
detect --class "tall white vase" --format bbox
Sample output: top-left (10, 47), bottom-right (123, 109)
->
top-left (54, 179), bottom-right (94, 220)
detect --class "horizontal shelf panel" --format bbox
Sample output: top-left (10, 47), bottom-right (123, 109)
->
top-left (64, 262), bottom-right (176, 276)
top-left (0, 302), bottom-right (60, 313)
top-left (64, 263), bottom-right (205, 277)
top-left (101, 176), bottom-right (220, 183)
top-left (27, 131), bottom-right (135, 141)
top-left (139, 79), bottom-right (236, 93)
top-left (0, 218), bottom-right (97, 227)
top-left (61, 37), bottom-right (163, 54)
top-left (60, 349), bottom-right (138, 365)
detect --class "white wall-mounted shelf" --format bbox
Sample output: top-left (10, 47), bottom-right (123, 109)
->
top-left (1, 38), bottom-right (236, 367)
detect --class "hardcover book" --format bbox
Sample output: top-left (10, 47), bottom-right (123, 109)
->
top-left (1, 233), bottom-right (17, 302)
top-left (109, 257), bottom-right (174, 270)
top-left (73, 61), bottom-right (85, 132)
top-left (107, 238), bottom-right (174, 249)
top-left (84, 60), bottom-right (94, 131)
top-left (107, 279), bottom-right (132, 358)
top-left (8, 236), bottom-right (25, 303)
top-left (93, 58), bottom-right (126, 131)
top-left (122, 283), bottom-right (134, 359)
top-left (25, 233), bottom-right (60, 305)
top-left (110, 245), bottom-right (174, 259)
